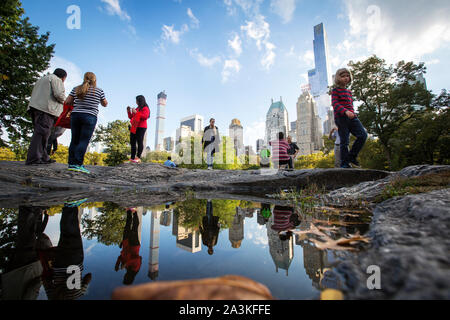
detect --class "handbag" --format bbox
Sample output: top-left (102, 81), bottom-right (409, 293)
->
top-left (55, 103), bottom-right (73, 129)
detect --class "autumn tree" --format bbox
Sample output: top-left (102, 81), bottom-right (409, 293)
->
top-left (0, 0), bottom-right (55, 147)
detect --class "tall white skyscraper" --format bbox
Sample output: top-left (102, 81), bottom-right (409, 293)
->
top-left (148, 210), bottom-right (161, 280)
top-left (155, 91), bottom-right (167, 151)
top-left (308, 23), bottom-right (332, 120)
top-left (265, 98), bottom-right (289, 145)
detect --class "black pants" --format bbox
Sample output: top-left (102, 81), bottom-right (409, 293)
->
top-left (26, 108), bottom-right (55, 165)
top-left (122, 210), bottom-right (140, 247)
top-left (54, 206), bottom-right (83, 268)
top-left (130, 127), bottom-right (146, 159)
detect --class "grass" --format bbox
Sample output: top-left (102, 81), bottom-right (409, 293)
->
top-left (375, 170), bottom-right (450, 203)
top-left (276, 183), bottom-right (326, 212)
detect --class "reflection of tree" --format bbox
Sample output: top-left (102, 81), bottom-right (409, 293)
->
top-left (174, 198), bottom-right (240, 230)
top-left (0, 208), bottom-right (19, 275)
top-left (82, 202), bottom-right (126, 246)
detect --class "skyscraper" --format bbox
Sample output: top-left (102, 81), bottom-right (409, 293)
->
top-left (180, 114), bottom-right (204, 133)
top-left (265, 98), bottom-right (289, 145)
top-left (308, 23), bottom-right (332, 120)
top-left (148, 210), bottom-right (160, 280)
top-left (296, 90), bottom-right (323, 155)
top-left (155, 91), bottom-right (167, 151)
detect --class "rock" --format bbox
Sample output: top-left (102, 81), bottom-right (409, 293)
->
top-left (334, 188), bottom-right (450, 299)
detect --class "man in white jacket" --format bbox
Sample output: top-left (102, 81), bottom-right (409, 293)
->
top-left (25, 69), bottom-right (67, 165)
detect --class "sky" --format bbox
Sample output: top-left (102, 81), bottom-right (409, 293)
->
top-left (20, 0), bottom-right (450, 150)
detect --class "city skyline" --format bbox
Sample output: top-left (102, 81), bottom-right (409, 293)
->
top-left (18, 0), bottom-right (450, 152)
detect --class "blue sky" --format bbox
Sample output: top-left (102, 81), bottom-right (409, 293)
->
top-left (21, 0), bottom-right (450, 149)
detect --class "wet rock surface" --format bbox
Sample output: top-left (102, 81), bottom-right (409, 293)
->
top-left (0, 160), bottom-right (389, 207)
top-left (332, 188), bottom-right (450, 299)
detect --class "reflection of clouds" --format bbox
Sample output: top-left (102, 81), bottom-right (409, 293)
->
top-left (85, 243), bottom-right (96, 257)
top-left (246, 224), bottom-right (268, 247)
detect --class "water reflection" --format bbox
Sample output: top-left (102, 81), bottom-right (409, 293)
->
top-left (0, 196), bottom-right (371, 300)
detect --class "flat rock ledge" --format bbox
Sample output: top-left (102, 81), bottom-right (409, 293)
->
top-left (0, 161), bottom-right (389, 207)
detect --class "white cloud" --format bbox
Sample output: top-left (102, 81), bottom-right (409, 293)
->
top-left (161, 24), bottom-right (189, 44)
top-left (190, 49), bottom-right (222, 68)
top-left (187, 8), bottom-right (200, 29)
top-left (301, 49), bottom-right (314, 67)
top-left (100, 0), bottom-right (130, 21)
top-left (343, 0), bottom-right (450, 63)
top-left (241, 15), bottom-right (276, 70)
top-left (45, 56), bottom-right (83, 95)
top-left (222, 59), bottom-right (241, 83)
top-left (270, 0), bottom-right (297, 24)
top-left (228, 34), bottom-right (242, 56)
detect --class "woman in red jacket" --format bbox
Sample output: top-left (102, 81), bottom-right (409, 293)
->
top-left (127, 95), bottom-right (150, 163)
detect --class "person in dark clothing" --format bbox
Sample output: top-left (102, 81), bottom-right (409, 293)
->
top-left (199, 200), bottom-right (221, 255)
top-left (287, 136), bottom-right (299, 169)
top-left (40, 199), bottom-right (92, 300)
top-left (115, 208), bottom-right (142, 285)
top-left (47, 126), bottom-right (67, 155)
top-left (202, 118), bottom-right (221, 170)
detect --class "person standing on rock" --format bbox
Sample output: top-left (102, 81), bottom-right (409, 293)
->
top-left (26, 69), bottom-right (67, 165)
top-left (65, 72), bottom-right (108, 174)
top-left (287, 136), bottom-right (299, 170)
top-left (202, 118), bottom-right (221, 170)
top-left (127, 95), bottom-right (150, 164)
top-left (332, 68), bottom-right (367, 168)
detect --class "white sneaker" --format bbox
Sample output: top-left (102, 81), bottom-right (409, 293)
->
top-left (207, 167), bottom-right (213, 170)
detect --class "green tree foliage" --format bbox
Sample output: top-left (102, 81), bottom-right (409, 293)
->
top-left (294, 152), bottom-right (334, 169)
top-left (81, 202), bottom-right (127, 246)
top-left (93, 120), bottom-right (130, 166)
top-left (0, 0), bottom-right (55, 147)
top-left (0, 208), bottom-right (18, 275)
top-left (349, 55), bottom-right (433, 168)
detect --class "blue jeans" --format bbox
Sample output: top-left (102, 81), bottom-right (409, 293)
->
top-left (69, 112), bottom-right (97, 166)
top-left (335, 116), bottom-right (367, 167)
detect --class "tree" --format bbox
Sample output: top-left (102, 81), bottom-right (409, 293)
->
top-left (0, 0), bottom-right (55, 147)
top-left (349, 55), bottom-right (433, 169)
top-left (93, 120), bottom-right (130, 166)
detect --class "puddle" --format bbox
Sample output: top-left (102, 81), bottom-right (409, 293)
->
top-left (0, 197), bottom-right (371, 300)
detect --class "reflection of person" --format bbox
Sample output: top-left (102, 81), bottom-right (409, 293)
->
top-left (65, 72), bottom-right (108, 174)
top-left (202, 118), bottom-right (221, 170)
top-left (287, 136), bottom-right (299, 169)
top-left (332, 68), bottom-right (367, 168)
top-left (199, 200), bottom-right (221, 255)
top-left (115, 208), bottom-right (142, 285)
top-left (47, 126), bottom-right (67, 156)
top-left (3, 206), bottom-right (49, 300)
top-left (329, 127), bottom-right (341, 168)
top-left (271, 206), bottom-right (295, 238)
top-left (26, 69), bottom-right (67, 165)
top-left (40, 199), bottom-right (92, 300)
top-left (269, 132), bottom-right (290, 169)
top-left (127, 95), bottom-right (150, 163)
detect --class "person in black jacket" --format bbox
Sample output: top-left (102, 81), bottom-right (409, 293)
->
top-left (202, 118), bottom-right (221, 170)
top-left (199, 200), bottom-right (221, 255)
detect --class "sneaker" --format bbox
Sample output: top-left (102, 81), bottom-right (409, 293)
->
top-left (207, 166), bottom-right (213, 170)
top-left (130, 158), bottom-right (141, 163)
top-left (349, 158), bottom-right (361, 168)
top-left (68, 164), bottom-right (80, 172)
top-left (340, 164), bottom-right (351, 169)
top-left (78, 165), bottom-right (91, 174)
top-left (65, 198), bottom-right (89, 208)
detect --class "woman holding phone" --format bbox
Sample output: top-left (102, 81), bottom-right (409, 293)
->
top-left (127, 95), bottom-right (150, 163)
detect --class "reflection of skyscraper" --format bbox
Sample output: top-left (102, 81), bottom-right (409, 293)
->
top-left (155, 91), bottom-right (167, 151)
top-left (148, 211), bottom-right (160, 280)
top-left (160, 210), bottom-right (172, 226)
top-left (266, 215), bottom-right (294, 276)
top-left (172, 214), bottom-right (202, 253)
top-left (229, 210), bottom-right (244, 249)
top-left (297, 239), bottom-right (330, 290)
